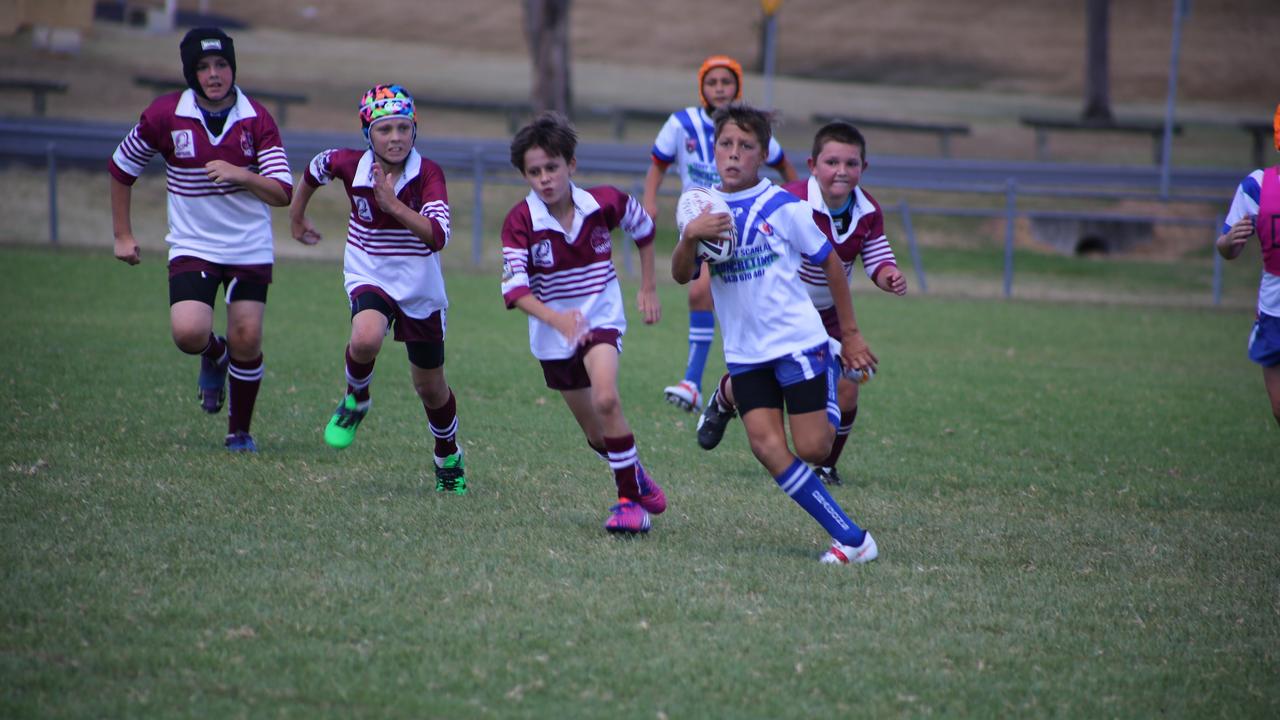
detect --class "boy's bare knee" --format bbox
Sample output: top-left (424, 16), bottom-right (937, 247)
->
top-left (348, 336), bottom-right (380, 361)
top-left (795, 438), bottom-right (832, 464)
top-left (592, 390), bottom-right (621, 419)
top-left (748, 433), bottom-right (789, 466)
top-left (229, 326), bottom-right (262, 352)
top-left (172, 329), bottom-right (206, 354)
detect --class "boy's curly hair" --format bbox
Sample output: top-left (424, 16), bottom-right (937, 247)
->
top-left (711, 103), bottom-right (773, 153)
top-left (510, 111), bottom-right (578, 173)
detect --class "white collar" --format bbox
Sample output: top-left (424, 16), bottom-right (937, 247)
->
top-left (805, 175), bottom-right (867, 216)
top-left (353, 148), bottom-right (423, 194)
top-left (525, 183), bottom-right (600, 234)
top-left (716, 178), bottom-right (773, 203)
top-left (175, 86), bottom-right (256, 122)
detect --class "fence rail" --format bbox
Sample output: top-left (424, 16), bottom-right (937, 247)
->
top-left (0, 118), bottom-right (1243, 304)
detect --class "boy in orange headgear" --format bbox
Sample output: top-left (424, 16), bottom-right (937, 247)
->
top-left (1215, 103), bottom-right (1280, 427)
top-left (642, 55), bottom-right (798, 414)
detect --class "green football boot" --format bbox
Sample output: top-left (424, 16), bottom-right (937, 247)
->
top-left (324, 394), bottom-right (369, 449)
top-left (434, 451), bottom-right (467, 495)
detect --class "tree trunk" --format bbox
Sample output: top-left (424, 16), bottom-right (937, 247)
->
top-left (524, 0), bottom-right (573, 117)
top-left (1082, 0), bottom-right (1113, 123)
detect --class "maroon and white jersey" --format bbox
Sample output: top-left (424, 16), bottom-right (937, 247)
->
top-left (784, 176), bottom-right (897, 310)
top-left (305, 148), bottom-right (450, 319)
top-left (501, 184), bottom-right (655, 360)
top-left (109, 88), bottom-right (292, 266)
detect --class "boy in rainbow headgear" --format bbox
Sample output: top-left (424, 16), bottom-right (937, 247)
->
top-left (290, 84), bottom-right (471, 492)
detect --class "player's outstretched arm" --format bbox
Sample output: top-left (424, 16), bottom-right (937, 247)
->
top-left (110, 176), bottom-right (140, 266)
top-left (1216, 216), bottom-right (1254, 260)
top-left (288, 180), bottom-right (323, 246)
top-left (823, 252), bottom-right (876, 373)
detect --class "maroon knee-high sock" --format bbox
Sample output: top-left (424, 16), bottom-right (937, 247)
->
top-left (424, 388), bottom-right (459, 459)
top-left (201, 333), bottom-right (227, 362)
top-left (717, 373), bottom-right (735, 411)
top-left (819, 406), bottom-right (858, 468)
top-left (227, 354), bottom-right (264, 434)
top-left (345, 345), bottom-right (375, 403)
top-left (603, 434), bottom-right (640, 501)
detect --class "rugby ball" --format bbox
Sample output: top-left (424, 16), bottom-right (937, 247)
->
top-left (675, 187), bottom-right (736, 264)
top-left (827, 337), bottom-right (876, 385)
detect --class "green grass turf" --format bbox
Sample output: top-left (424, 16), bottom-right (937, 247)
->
top-left (2, 246), bottom-right (1277, 718)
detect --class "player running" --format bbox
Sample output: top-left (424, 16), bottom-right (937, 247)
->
top-left (290, 84), bottom-right (469, 493)
top-left (109, 27), bottom-right (292, 453)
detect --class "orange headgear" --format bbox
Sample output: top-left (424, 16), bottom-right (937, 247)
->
top-left (1273, 102), bottom-right (1279, 152)
top-left (697, 55), bottom-right (743, 108)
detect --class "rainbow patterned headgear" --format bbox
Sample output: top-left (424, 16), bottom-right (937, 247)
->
top-left (697, 55), bottom-right (743, 109)
top-left (359, 84), bottom-right (416, 144)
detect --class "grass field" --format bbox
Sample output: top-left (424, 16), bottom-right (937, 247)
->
top-left (2, 246), bottom-right (1278, 718)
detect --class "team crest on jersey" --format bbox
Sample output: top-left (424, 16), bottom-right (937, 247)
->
top-left (758, 221), bottom-right (774, 236)
top-left (355, 197), bottom-right (374, 222)
top-left (240, 130), bottom-right (254, 157)
top-left (172, 130), bottom-right (195, 158)
top-left (531, 239), bottom-right (554, 268)
top-left (589, 227), bottom-right (611, 254)
top-left (685, 137), bottom-right (697, 154)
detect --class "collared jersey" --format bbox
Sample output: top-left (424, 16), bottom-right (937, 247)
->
top-left (305, 147), bottom-right (450, 318)
top-left (652, 106), bottom-right (786, 192)
top-left (784, 176), bottom-right (897, 310)
top-left (109, 88), bottom-right (292, 265)
top-left (1223, 167), bottom-right (1280, 317)
top-left (501, 184), bottom-right (655, 360)
top-left (704, 179), bottom-right (834, 364)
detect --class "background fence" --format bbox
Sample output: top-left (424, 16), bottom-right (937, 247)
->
top-left (0, 117), bottom-right (1242, 303)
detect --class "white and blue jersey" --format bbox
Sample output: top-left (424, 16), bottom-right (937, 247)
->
top-left (705, 179), bottom-right (834, 366)
top-left (1223, 169), bottom-right (1280, 318)
top-left (652, 107), bottom-right (786, 192)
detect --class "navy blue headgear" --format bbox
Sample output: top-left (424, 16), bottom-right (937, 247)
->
top-left (180, 28), bottom-right (236, 100)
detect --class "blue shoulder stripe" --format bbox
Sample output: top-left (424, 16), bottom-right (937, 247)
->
top-left (675, 110), bottom-right (704, 162)
top-left (1242, 174), bottom-right (1261, 205)
top-left (805, 241), bottom-right (832, 265)
top-left (740, 189), bottom-right (801, 249)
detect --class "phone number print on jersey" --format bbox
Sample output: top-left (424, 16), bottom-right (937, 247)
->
top-left (710, 246), bottom-right (777, 283)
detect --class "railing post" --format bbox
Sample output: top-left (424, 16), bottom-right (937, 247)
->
top-left (1002, 178), bottom-right (1017, 299)
top-left (46, 142), bottom-right (58, 245)
top-left (898, 199), bottom-right (927, 293)
top-left (471, 144), bottom-right (484, 267)
top-left (1212, 213), bottom-right (1224, 306)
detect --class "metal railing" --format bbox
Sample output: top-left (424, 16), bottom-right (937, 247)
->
top-left (2, 117), bottom-right (1243, 304)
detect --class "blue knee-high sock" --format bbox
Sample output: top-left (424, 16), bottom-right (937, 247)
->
top-left (774, 458), bottom-right (866, 547)
top-left (683, 310), bottom-right (716, 389)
